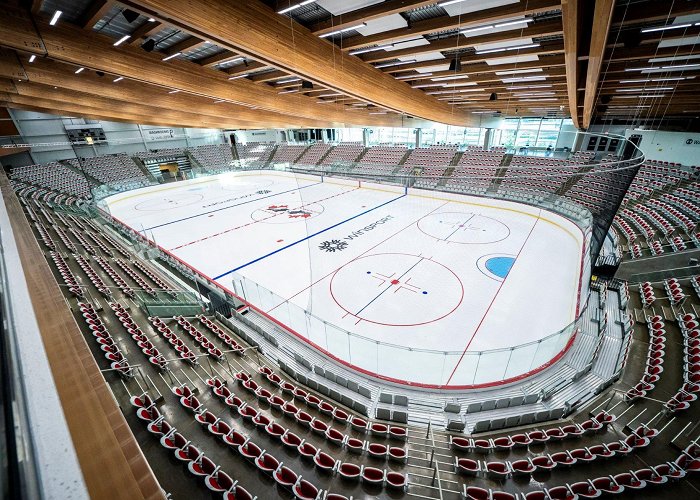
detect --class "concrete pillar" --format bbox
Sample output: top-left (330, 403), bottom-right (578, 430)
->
top-left (483, 128), bottom-right (493, 149)
top-left (415, 128), bottom-right (422, 148)
top-left (572, 130), bottom-right (586, 153)
top-left (362, 128), bottom-right (370, 147)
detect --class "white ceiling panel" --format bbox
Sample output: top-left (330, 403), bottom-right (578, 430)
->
top-left (416, 63), bottom-right (452, 73)
top-left (461, 17), bottom-right (529, 38)
top-left (475, 37), bottom-right (534, 51)
top-left (356, 13), bottom-right (407, 36)
top-left (399, 51), bottom-right (446, 62)
top-left (673, 13), bottom-right (700, 25)
top-left (485, 54), bottom-right (539, 65)
top-left (316, 0), bottom-right (384, 16)
top-left (658, 34), bottom-right (700, 48)
top-left (443, 0), bottom-right (519, 17)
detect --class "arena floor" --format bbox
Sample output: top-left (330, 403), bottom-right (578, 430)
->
top-left (103, 170), bottom-right (585, 387)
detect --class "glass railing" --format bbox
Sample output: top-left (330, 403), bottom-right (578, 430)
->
top-left (93, 130), bottom-right (643, 388)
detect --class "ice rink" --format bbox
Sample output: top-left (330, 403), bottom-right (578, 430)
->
top-left (104, 170), bottom-right (585, 387)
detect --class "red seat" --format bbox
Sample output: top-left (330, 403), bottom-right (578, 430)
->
top-left (195, 410), bottom-right (217, 426)
top-left (451, 436), bottom-right (471, 451)
top-left (338, 462), bottom-right (361, 481)
top-left (223, 429), bottom-right (247, 448)
top-left (310, 418), bottom-right (328, 434)
top-left (265, 422), bottom-right (285, 439)
top-left (493, 436), bottom-right (514, 450)
top-left (295, 411), bottom-right (313, 427)
top-left (238, 404), bottom-right (258, 421)
top-left (588, 444), bottom-right (614, 459)
top-left (531, 455), bottom-right (556, 471)
top-left (223, 484), bottom-right (254, 500)
top-left (370, 422), bottom-right (388, 435)
top-left (653, 462), bottom-right (686, 481)
top-left (187, 455), bottom-right (216, 477)
top-left (350, 416), bottom-right (367, 432)
top-left (570, 448), bottom-right (596, 463)
top-left (160, 430), bottom-right (186, 450)
top-left (209, 419), bottom-right (231, 438)
top-left (268, 395), bottom-right (285, 409)
top-left (346, 437), bottom-right (365, 454)
top-left (592, 477), bottom-right (624, 495)
top-left (282, 401), bottom-right (299, 417)
top-left (313, 450), bottom-right (337, 473)
top-left (389, 426), bottom-right (407, 441)
top-left (252, 413), bottom-right (271, 428)
top-left (332, 408), bottom-right (349, 422)
top-left (511, 459), bottom-right (535, 476)
top-left (361, 466), bottom-right (385, 485)
top-left (465, 486), bottom-right (490, 500)
top-left (386, 471), bottom-right (406, 489)
top-left (282, 431), bottom-right (302, 448)
top-left (175, 443), bottom-right (201, 462)
top-left (614, 471), bottom-right (647, 490)
top-left (255, 452), bottom-right (280, 473)
top-left (570, 481), bottom-right (600, 498)
top-left (298, 442), bottom-right (317, 459)
top-left (325, 427), bottom-right (346, 446)
top-left (455, 458), bottom-right (480, 476)
top-left (551, 451), bottom-right (577, 467)
top-left (238, 441), bottom-right (262, 460)
top-left (388, 446), bottom-right (407, 462)
top-left (293, 478), bottom-right (319, 500)
top-left (485, 461), bottom-right (510, 480)
top-left (274, 465), bottom-right (298, 487)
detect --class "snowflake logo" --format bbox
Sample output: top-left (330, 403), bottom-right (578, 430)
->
top-left (319, 239), bottom-right (348, 252)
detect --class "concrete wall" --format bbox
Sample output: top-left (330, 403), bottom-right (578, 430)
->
top-left (2, 110), bottom-right (226, 167)
top-left (625, 129), bottom-right (700, 166)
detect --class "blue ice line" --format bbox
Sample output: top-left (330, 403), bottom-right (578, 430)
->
top-left (143, 181), bottom-right (322, 231)
top-left (212, 193), bottom-right (407, 281)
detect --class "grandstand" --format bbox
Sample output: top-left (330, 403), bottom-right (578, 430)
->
top-left (1, 2), bottom-right (700, 500)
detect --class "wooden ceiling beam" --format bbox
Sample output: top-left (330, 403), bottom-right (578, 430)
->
top-left (197, 50), bottom-right (243, 68)
top-left (118, 0), bottom-right (476, 125)
top-left (561, 0), bottom-right (581, 129)
top-left (166, 36), bottom-right (210, 55)
top-left (7, 81), bottom-right (284, 129)
top-left (126, 20), bottom-right (163, 44)
top-left (582, 0), bottom-right (614, 129)
top-left (0, 55), bottom-right (330, 128)
top-left (310, 0), bottom-right (438, 36)
top-left (79, 0), bottom-right (114, 29)
top-left (0, 10), bottom-right (410, 128)
top-left (340, 0), bottom-right (561, 51)
top-left (225, 61), bottom-right (267, 77)
top-left (360, 19), bottom-right (564, 64)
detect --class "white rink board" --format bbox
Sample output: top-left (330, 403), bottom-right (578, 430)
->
top-left (104, 170), bottom-right (584, 386)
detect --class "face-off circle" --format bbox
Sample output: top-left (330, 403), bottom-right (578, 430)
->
top-left (418, 211), bottom-right (510, 244)
top-left (330, 253), bottom-right (463, 327)
top-left (134, 193), bottom-right (204, 211)
top-left (250, 200), bottom-right (325, 224)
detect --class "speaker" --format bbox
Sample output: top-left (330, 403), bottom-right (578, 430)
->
top-left (601, 95), bottom-right (611, 105)
top-left (448, 58), bottom-right (462, 72)
top-left (141, 39), bottom-right (156, 52)
top-left (96, 71), bottom-right (105, 77)
top-left (122, 9), bottom-right (140, 23)
top-left (489, 92), bottom-right (497, 101)
top-left (301, 80), bottom-right (313, 90)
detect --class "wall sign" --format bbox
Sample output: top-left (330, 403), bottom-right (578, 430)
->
top-left (144, 128), bottom-right (176, 141)
top-left (685, 137), bottom-right (700, 146)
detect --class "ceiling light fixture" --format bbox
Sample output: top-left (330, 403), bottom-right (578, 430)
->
top-left (213, 99), bottom-right (226, 103)
top-left (228, 73), bottom-right (249, 80)
top-left (277, 77), bottom-right (301, 84)
top-left (319, 24), bottom-right (367, 38)
top-left (162, 52), bottom-right (181, 61)
top-left (278, 89), bottom-right (299, 94)
top-left (375, 60), bottom-right (416, 69)
top-left (505, 84), bottom-right (553, 90)
top-left (49, 10), bottom-right (62, 26)
top-left (461, 25), bottom-right (494, 35)
top-left (148, 18), bottom-right (156, 22)
top-left (168, 89), bottom-right (180, 94)
top-left (617, 94), bottom-right (667, 98)
top-left (278, 0), bottom-right (317, 15)
top-left (640, 23), bottom-right (691, 33)
top-left (396, 73), bottom-right (430, 79)
top-left (616, 87), bottom-right (673, 92)
top-left (113, 35), bottom-right (130, 46)
top-left (74, 67), bottom-right (84, 74)
top-left (349, 44), bottom-right (394, 55)
top-left (439, 0), bottom-right (468, 6)
top-left (113, 76), bottom-right (124, 82)
top-left (475, 43), bottom-right (539, 55)
top-left (494, 18), bottom-right (533, 28)
top-left (28, 55), bottom-right (36, 63)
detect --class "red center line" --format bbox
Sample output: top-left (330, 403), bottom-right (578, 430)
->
top-left (265, 200), bottom-right (450, 313)
top-left (444, 211), bottom-right (541, 386)
top-left (169, 187), bottom-right (359, 251)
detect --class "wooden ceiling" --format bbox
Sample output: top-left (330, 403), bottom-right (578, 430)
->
top-left (0, 0), bottom-right (697, 130)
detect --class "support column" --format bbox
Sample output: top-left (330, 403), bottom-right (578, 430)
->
top-left (483, 128), bottom-right (493, 149)
top-left (362, 128), bottom-right (370, 147)
top-left (573, 130), bottom-right (586, 153)
top-left (415, 128), bottom-right (422, 148)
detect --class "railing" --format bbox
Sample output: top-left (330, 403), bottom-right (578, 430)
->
top-left (92, 131), bottom-right (644, 388)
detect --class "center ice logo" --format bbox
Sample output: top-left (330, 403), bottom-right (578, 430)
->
top-left (319, 239), bottom-right (348, 252)
top-left (266, 204), bottom-right (313, 219)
